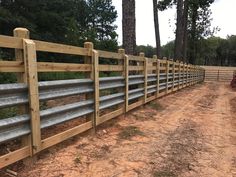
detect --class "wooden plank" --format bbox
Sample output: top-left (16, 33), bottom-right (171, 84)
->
top-left (97, 50), bottom-right (123, 59)
top-left (0, 35), bottom-right (23, 49)
top-left (99, 64), bottom-right (123, 71)
top-left (96, 108), bottom-right (124, 125)
top-left (128, 100), bottom-right (143, 111)
top-left (0, 146), bottom-right (30, 169)
top-left (41, 121), bottom-right (92, 150)
top-left (129, 66), bottom-right (144, 71)
top-left (0, 61), bottom-right (24, 72)
top-left (146, 95), bottom-right (156, 102)
top-left (23, 39), bottom-right (41, 154)
top-left (148, 66), bottom-right (157, 71)
top-left (37, 62), bottom-right (91, 72)
top-left (92, 50), bottom-right (99, 131)
top-left (127, 55), bottom-right (144, 61)
top-left (159, 66), bottom-right (166, 70)
top-left (34, 40), bottom-right (90, 56)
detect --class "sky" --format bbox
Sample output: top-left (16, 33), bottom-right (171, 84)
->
top-left (112, 0), bottom-right (236, 46)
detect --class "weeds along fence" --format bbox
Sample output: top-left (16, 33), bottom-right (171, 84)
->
top-left (0, 28), bottom-right (204, 168)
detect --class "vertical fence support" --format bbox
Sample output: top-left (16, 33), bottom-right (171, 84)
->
top-left (172, 61), bottom-right (175, 92)
top-left (13, 28), bottom-right (31, 151)
top-left (144, 57), bottom-right (148, 103)
top-left (187, 64), bottom-right (189, 86)
top-left (84, 42), bottom-right (94, 123)
top-left (139, 53), bottom-right (146, 104)
top-left (118, 49), bottom-right (126, 113)
top-left (125, 54), bottom-right (129, 113)
top-left (92, 49), bottom-right (99, 129)
top-left (154, 55), bottom-right (160, 98)
top-left (217, 69), bottom-right (220, 81)
top-left (178, 61), bottom-right (180, 90)
top-left (23, 39), bottom-right (41, 155)
top-left (166, 59), bottom-right (169, 94)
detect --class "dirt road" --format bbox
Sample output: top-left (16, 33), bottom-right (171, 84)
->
top-left (7, 83), bottom-right (236, 177)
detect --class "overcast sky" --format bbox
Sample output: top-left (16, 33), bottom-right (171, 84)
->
top-left (112, 0), bottom-right (236, 46)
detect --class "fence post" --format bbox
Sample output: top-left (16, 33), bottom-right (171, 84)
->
top-left (13, 28), bottom-right (32, 152)
top-left (84, 42), bottom-right (95, 124)
top-left (125, 54), bottom-right (129, 112)
top-left (172, 60), bottom-right (175, 92)
top-left (23, 39), bottom-right (41, 155)
top-left (187, 64), bottom-right (189, 86)
top-left (118, 49), bottom-right (127, 113)
top-left (154, 55), bottom-right (160, 98)
top-left (139, 53), bottom-right (147, 104)
top-left (177, 61), bottom-right (181, 90)
top-left (217, 69), bottom-right (220, 81)
top-left (165, 58), bottom-right (169, 94)
top-left (92, 49), bottom-right (99, 129)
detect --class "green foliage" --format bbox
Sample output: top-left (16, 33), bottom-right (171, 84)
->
top-left (161, 41), bottom-right (175, 59)
top-left (0, 0), bottom-right (118, 83)
top-left (136, 45), bottom-right (156, 58)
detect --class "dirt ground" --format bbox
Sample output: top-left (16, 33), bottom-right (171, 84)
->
top-left (2, 82), bottom-right (236, 177)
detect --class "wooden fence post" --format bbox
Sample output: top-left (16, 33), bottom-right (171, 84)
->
top-left (23, 39), bottom-right (41, 155)
top-left (217, 69), bottom-right (220, 81)
top-left (177, 61), bottom-right (180, 90)
top-left (92, 49), bottom-right (99, 129)
top-left (165, 59), bottom-right (169, 94)
top-left (84, 42), bottom-right (95, 124)
top-left (139, 53), bottom-right (147, 104)
top-left (172, 60), bottom-right (175, 92)
top-left (125, 54), bottom-right (129, 112)
top-left (118, 49), bottom-right (127, 113)
top-left (13, 28), bottom-right (31, 151)
top-left (154, 55), bottom-right (160, 98)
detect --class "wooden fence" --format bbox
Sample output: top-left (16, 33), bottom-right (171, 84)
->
top-left (0, 28), bottom-right (204, 168)
top-left (201, 66), bottom-right (236, 82)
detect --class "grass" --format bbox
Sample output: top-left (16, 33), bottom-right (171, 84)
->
top-left (153, 170), bottom-right (176, 177)
top-left (149, 101), bottom-right (165, 111)
top-left (118, 126), bottom-right (144, 139)
top-left (74, 153), bottom-right (82, 164)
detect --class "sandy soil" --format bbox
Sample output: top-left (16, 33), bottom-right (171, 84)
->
top-left (3, 82), bottom-right (236, 177)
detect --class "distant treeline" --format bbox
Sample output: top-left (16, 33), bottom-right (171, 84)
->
top-left (137, 35), bottom-right (236, 67)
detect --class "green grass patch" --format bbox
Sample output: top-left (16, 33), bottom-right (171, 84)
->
top-left (118, 126), bottom-right (144, 139)
top-left (149, 102), bottom-right (165, 111)
top-left (153, 170), bottom-right (176, 177)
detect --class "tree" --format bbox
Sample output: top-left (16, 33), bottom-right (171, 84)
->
top-left (174, 0), bottom-right (184, 60)
top-left (122, 0), bottom-right (136, 55)
top-left (153, 0), bottom-right (161, 57)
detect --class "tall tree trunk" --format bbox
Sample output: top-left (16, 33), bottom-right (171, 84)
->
top-left (182, 0), bottom-right (189, 62)
top-left (153, 0), bottom-right (161, 58)
top-left (174, 0), bottom-right (184, 60)
top-left (122, 0), bottom-right (136, 55)
top-left (189, 6), bottom-right (197, 64)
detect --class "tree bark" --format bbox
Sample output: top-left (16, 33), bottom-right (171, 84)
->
top-left (153, 0), bottom-right (161, 58)
top-left (182, 0), bottom-right (189, 62)
top-left (122, 0), bottom-right (136, 55)
top-left (174, 0), bottom-right (184, 60)
top-left (189, 5), bottom-right (197, 64)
